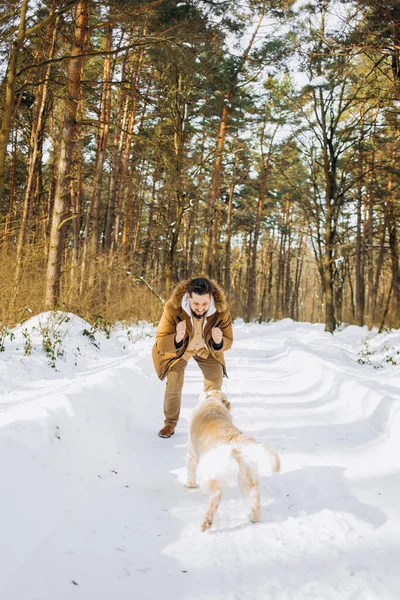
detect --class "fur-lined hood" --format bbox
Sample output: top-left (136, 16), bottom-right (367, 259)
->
top-left (168, 278), bottom-right (228, 313)
top-left (153, 278), bottom-right (233, 380)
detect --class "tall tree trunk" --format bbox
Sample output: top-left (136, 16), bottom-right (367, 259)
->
top-left (224, 166), bottom-right (236, 298)
top-left (131, 181), bottom-right (147, 259)
top-left (365, 184), bottom-right (374, 327)
top-left (281, 201), bottom-right (292, 317)
top-left (45, 0), bottom-right (88, 308)
top-left (14, 10), bottom-right (57, 284)
top-left (388, 202), bottom-right (400, 318)
top-left (3, 130), bottom-right (17, 247)
top-left (319, 83), bottom-right (337, 333)
top-left (355, 105), bottom-right (365, 326)
top-left (0, 0), bottom-right (29, 196)
top-left (140, 152), bottom-right (160, 276)
top-left (70, 163), bottom-right (82, 295)
top-left (284, 221), bottom-right (292, 317)
top-left (371, 206), bottom-right (387, 323)
top-left (246, 158), bottom-right (268, 321)
top-left (104, 42), bottom-right (146, 303)
top-left (104, 46), bottom-right (130, 251)
top-left (118, 64), bottom-right (148, 258)
top-left (201, 98), bottom-right (229, 276)
top-left (259, 234), bottom-right (274, 322)
top-left (246, 120), bottom-right (278, 320)
top-left (323, 204), bottom-right (335, 332)
top-left (165, 199), bottom-right (185, 296)
top-left (86, 25), bottom-right (113, 289)
top-left (386, 143), bottom-right (399, 319)
top-left (275, 225), bottom-right (285, 320)
top-left (202, 2), bottom-right (266, 278)
top-left (291, 236), bottom-right (304, 320)
top-left (390, 12), bottom-right (400, 101)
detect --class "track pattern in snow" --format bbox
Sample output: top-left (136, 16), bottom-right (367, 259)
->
top-left (1, 317), bottom-right (399, 599)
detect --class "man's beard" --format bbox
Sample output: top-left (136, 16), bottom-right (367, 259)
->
top-left (191, 309), bottom-right (206, 319)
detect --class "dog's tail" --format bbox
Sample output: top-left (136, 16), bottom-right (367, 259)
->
top-left (264, 443), bottom-right (281, 474)
top-left (233, 441), bottom-right (280, 477)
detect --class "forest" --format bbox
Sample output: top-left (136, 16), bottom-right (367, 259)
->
top-left (0, 0), bottom-right (399, 332)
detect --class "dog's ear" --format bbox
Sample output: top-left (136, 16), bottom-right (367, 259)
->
top-left (213, 390), bottom-right (231, 410)
top-left (221, 396), bottom-right (231, 411)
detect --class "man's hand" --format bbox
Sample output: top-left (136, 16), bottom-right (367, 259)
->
top-left (175, 320), bottom-right (187, 344)
top-left (211, 327), bottom-right (223, 345)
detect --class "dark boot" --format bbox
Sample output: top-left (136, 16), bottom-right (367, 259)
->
top-left (158, 424), bottom-right (175, 438)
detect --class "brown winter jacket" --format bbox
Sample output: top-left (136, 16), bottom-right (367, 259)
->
top-left (152, 279), bottom-right (233, 381)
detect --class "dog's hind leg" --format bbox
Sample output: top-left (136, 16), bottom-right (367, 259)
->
top-left (201, 479), bottom-right (222, 531)
top-left (185, 445), bottom-right (199, 488)
top-left (232, 449), bottom-right (261, 523)
top-left (247, 476), bottom-right (261, 523)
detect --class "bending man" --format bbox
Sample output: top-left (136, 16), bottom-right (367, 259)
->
top-left (152, 277), bottom-right (233, 438)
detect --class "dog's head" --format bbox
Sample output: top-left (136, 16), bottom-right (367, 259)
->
top-left (198, 390), bottom-right (231, 411)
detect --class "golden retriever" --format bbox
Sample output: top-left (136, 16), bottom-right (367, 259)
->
top-left (186, 390), bottom-right (280, 531)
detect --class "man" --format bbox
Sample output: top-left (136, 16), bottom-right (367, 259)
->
top-left (152, 277), bottom-right (233, 438)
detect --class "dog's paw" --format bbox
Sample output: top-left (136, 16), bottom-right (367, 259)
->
top-left (201, 518), bottom-right (213, 531)
top-left (249, 511), bottom-right (260, 523)
top-left (185, 482), bottom-right (199, 489)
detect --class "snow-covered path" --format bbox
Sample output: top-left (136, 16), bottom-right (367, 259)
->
top-left (1, 319), bottom-right (400, 600)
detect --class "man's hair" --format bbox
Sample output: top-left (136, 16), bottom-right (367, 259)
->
top-left (187, 277), bottom-right (213, 296)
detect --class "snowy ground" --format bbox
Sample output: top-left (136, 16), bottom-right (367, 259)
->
top-left (1, 315), bottom-right (400, 600)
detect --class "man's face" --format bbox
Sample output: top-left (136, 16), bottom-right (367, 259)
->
top-left (188, 292), bottom-right (211, 318)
